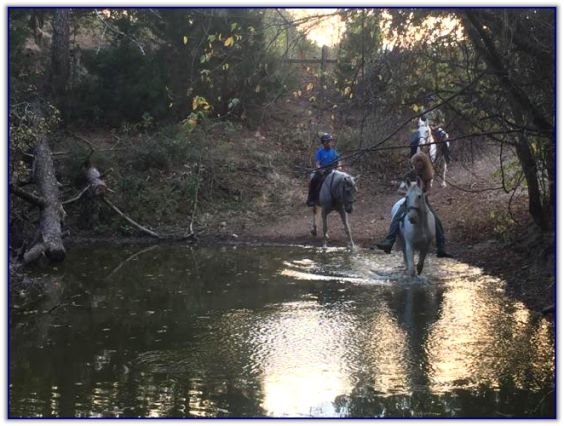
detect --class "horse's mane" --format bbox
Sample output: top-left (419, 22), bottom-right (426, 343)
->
top-left (410, 151), bottom-right (434, 182)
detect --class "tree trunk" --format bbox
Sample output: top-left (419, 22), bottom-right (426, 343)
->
top-left (462, 11), bottom-right (552, 231)
top-left (51, 9), bottom-right (70, 111)
top-left (513, 133), bottom-right (548, 230)
top-left (23, 138), bottom-right (66, 264)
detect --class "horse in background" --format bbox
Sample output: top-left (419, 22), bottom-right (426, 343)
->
top-left (311, 170), bottom-right (357, 249)
top-left (430, 126), bottom-right (451, 187)
top-left (391, 176), bottom-right (436, 276)
top-left (415, 117), bottom-right (449, 188)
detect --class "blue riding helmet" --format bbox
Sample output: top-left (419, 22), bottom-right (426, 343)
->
top-left (320, 133), bottom-right (333, 143)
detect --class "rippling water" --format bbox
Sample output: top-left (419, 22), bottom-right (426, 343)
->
top-left (9, 244), bottom-right (555, 418)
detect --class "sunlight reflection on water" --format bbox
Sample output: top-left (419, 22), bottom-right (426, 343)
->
top-left (9, 245), bottom-right (554, 418)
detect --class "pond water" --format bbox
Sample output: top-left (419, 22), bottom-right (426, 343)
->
top-left (9, 243), bottom-right (555, 418)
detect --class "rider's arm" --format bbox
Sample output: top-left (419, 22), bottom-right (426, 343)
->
top-left (335, 150), bottom-right (342, 169)
top-left (314, 149), bottom-right (322, 169)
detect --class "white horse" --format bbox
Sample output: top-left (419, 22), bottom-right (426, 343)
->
top-left (392, 177), bottom-right (436, 276)
top-left (311, 170), bottom-right (357, 249)
top-left (416, 117), bottom-right (448, 188)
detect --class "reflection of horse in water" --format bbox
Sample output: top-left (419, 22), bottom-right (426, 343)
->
top-left (310, 170), bottom-right (357, 249)
top-left (392, 177), bottom-right (435, 276)
top-left (415, 118), bottom-right (450, 188)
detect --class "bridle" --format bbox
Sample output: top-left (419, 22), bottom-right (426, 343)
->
top-left (404, 195), bottom-right (420, 213)
top-left (404, 187), bottom-right (426, 215)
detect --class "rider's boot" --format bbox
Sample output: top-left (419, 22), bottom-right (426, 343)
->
top-left (436, 244), bottom-right (454, 258)
top-left (306, 185), bottom-right (315, 207)
top-left (370, 237), bottom-right (394, 254)
top-left (434, 214), bottom-right (453, 258)
top-left (370, 207), bottom-right (403, 253)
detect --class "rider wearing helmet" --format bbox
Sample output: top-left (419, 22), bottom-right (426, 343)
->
top-left (306, 133), bottom-right (341, 207)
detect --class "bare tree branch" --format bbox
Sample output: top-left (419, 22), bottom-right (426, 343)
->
top-left (102, 197), bottom-right (160, 239)
top-left (10, 183), bottom-right (46, 207)
top-left (62, 185), bottom-right (91, 205)
top-left (94, 9), bottom-right (146, 56)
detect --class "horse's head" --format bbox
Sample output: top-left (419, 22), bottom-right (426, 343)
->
top-left (404, 177), bottom-right (426, 224)
top-left (342, 174), bottom-right (357, 214)
top-left (416, 122), bottom-right (436, 162)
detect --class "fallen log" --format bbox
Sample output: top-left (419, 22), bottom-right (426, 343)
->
top-left (22, 138), bottom-right (66, 264)
top-left (65, 163), bottom-right (160, 239)
top-left (84, 165), bottom-right (107, 196)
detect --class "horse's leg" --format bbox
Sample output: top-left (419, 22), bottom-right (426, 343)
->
top-left (405, 243), bottom-right (416, 277)
top-left (339, 209), bottom-right (354, 250)
top-left (311, 206), bottom-right (317, 236)
top-left (440, 159), bottom-right (447, 187)
top-left (400, 236), bottom-right (407, 266)
top-left (430, 144), bottom-right (437, 164)
top-left (322, 208), bottom-right (329, 248)
top-left (417, 248), bottom-right (428, 275)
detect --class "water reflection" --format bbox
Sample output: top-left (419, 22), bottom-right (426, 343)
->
top-left (9, 244), bottom-right (554, 418)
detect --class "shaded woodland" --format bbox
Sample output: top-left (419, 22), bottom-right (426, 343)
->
top-left (9, 8), bottom-right (554, 280)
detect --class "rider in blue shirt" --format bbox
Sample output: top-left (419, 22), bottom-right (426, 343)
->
top-left (306, 133), bottom-right (341, 207)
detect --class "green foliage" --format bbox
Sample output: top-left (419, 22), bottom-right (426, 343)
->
top-left (490, 210), bottom-right (517, 243)
top-left (4, 8), bottom-right (298, 128)
top-left (9, 9), bottom-right (49, 95)
top-left (336, 9), bottom-right (383, 98)
top-left (491, 158), bottom-right (523, 191)
top-left (88, 8), bottom-right (295, 127)
top-left (68, 45), bottom-right (169, 125)
top-left (10, 102), bottom-right (61, 151)
top-left (68, 117), bottom-right (281, 234)
top-left (9, 101), bottom-right (61, 183)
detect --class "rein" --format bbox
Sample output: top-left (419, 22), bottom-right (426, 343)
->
top-left (404, 191), bottom-right (429, 215)
top-left (404, 195), bottom-right (420, 213)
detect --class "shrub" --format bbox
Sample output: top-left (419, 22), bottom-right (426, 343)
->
top-left (67, 45), bottom-right (169, 126)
